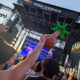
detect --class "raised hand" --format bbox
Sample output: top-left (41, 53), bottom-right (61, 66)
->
top-left (39, 34), bottom-right (56, 46)
top-left (0, 25), bottom-right (8, 32)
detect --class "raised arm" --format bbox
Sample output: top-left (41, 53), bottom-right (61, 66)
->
top-left (10, 34), bottom-right (57, 80)
top-left (0, 32), bottom-right (60, 80)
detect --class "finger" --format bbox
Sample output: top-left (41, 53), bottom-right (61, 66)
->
top-left (3, 30), bottom-right (7, 32)
top-left (3, 25), bottom-right (8, 29)
top-left (0, 29), bottom-right (7, 32)
top-left (0, 28), bottom-right (7, 31)
top-left (0, 25), bottom-right (8, 29)
top-left (41, 33), bottom-right (58, 40)
top-left (44, 34), bottom-right (54, 38)
top-left (46, 36), bottom-right (54, 39)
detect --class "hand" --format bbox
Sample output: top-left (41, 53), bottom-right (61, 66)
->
top-left (39, 34), bottom-right (56, 46)
top-left (0, 25), bottom-right (8, 32)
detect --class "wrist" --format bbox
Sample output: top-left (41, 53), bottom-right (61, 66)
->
top-left (38, 42), bottom-right (44, 47)
top-left (52, 30), bottom-right (61, 38)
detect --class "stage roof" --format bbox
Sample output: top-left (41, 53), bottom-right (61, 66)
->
top-left (37, 0), bottom-right (80, 13)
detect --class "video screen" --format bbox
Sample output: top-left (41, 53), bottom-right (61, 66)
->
top-left (20, 40), bottom-right (54, 61)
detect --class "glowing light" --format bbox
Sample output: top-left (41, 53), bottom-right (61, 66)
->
top-left (72, 44), bottom-right (80, 50)
top-left (20, 40), bottom-right (52, 61)
top-left (12, 41), bottom-right (15, 44)
top-left (24, 0), bottom-right (31, 2)
top-left (14, 38), bottom-right (17, 41)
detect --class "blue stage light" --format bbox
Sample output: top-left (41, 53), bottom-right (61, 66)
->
top-left (20, 40), bottom-right (54, 60)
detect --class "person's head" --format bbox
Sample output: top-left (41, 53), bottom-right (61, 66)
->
top-left (42, 59), bottom-right (59, 79)
top-left (23, 56), bottom-right (27, 60)
top-left (14, 58), bottom-right (20, 65)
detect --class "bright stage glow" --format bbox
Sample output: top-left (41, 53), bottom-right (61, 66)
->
top-left (20, 40), bottom-right (54, 61)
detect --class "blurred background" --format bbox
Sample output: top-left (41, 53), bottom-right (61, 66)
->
top-left (0, 0), bottom-right (80, 79)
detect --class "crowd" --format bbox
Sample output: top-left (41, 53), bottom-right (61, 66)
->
top-left (0, 25), bottom-right (79, 80)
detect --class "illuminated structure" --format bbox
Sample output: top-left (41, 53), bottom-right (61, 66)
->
top-left (15, 0), bottom-right (80, 78)
top-left (0, 0), bottom-right (80, 77)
